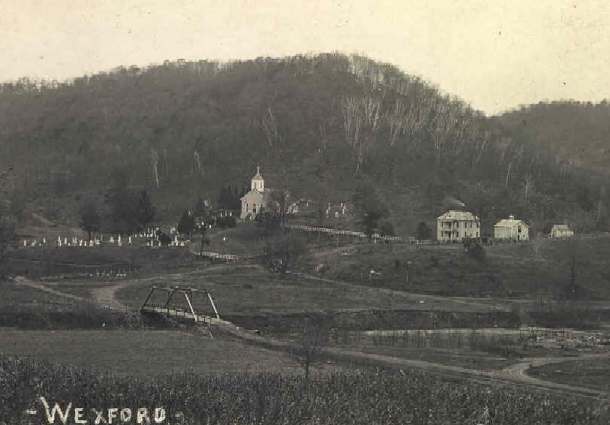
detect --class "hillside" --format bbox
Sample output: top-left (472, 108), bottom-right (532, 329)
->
top-left (494, 101), bottom-right (610, 174)
top-left (1, 54), bottom-right (608, 235)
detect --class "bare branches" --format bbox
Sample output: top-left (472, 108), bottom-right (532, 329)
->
top-left (341, 94), bottom-right (382, 174)
top-left (150, 148), bottom-right (160, 189)
top-left (193, 150), bottom-right (203, 176)
top-left (261, 107), bottom-right (281, 148)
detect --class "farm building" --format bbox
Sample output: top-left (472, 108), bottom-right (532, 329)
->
top-left (550, 224), bottom-right (574, 238)
top-left (493, 215), bottom-right (529, 241)
top-left (436, 210), bottom-right (480, 242)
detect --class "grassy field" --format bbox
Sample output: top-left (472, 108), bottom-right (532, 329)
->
top-left (0, 329), bottom-right (306, 376)
top-left (529, 358), bottom-right (610, 392)
top-left (298, 235), bottom-right (610, 299)
top-left (114, 265), bottom-right (501, 316)
top-left (5, 245), bottom-right (198, 277)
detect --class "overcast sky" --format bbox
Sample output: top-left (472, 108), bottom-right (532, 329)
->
top-left (1, 0), bottom-right (609, 114)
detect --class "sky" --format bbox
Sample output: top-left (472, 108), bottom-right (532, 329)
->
top-left (1, 0), bottom-right (609, 115)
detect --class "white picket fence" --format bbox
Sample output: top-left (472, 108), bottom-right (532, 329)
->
top-left (284, 224), bottom-right (402, 242)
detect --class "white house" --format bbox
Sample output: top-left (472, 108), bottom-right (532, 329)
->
top-left (437, 210), bottom-right (480, 242)
top-left (493, 215), bottom-right (529, 241)
top-left (550, 224), bottom-right (574, 238)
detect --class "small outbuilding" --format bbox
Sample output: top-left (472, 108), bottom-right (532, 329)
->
top-left (550, 224), bottom-right (574, 238)
top-left (493, 215), bottom-right (529, 241)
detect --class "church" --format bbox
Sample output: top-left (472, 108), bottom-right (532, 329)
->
top-left (240, 166), bottom-right (273, 220)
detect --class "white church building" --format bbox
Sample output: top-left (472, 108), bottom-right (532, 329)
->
top-left (240, 166), bottom-right (272, 220)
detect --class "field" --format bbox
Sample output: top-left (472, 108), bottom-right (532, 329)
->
top-left (1, 355), bottom-right (608, 425)
top-left (0, 330), bottom-right (307, 376)
top-left (2, 225), bottom-right (610, 424)
top-left (530, 358), bottom-right (610, 392)
top-left (299, 235), bottom-right (610, 299)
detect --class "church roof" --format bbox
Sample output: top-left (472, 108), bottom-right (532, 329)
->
top-left (240, 189), bottom-right (264, 201)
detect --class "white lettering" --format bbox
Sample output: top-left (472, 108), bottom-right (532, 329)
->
top-left (74, 408), bottom-right (87, 424)
top-left (39, 397), bottom-right (72, 425)
top-left (120, 408), bottom-right (132, 423)
top-left (93, 409), bottom-right (107, 424)
top-left (153, 408), bottom-right (166, 423)
top-left (107, 408), bottom-right (118, 424)
top-left (136, 408), bottom-right (150, 424)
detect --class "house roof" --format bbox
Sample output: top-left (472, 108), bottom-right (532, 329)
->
top-left (494, 217), bottom-right (528, 228)
top-left (437, 210), bottom-right (478, 221)
top-left (551, 224), bottom-right (572, 231)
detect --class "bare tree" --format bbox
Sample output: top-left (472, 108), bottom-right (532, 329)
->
top-left (261, 107), bottom-right (281, 148)
top-left (341, 94), bottom-right (382, 174)
top-left (150, 148), bottom-right (160, 189)
top-left (523, 174), bottom-right (535, 202)
top-left (192, 150), bottom-right (203, 176)
top-left (290, 318), bottom-right (328, 381)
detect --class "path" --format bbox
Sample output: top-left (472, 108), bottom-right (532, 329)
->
top-left (493, 353), bottom-right (610, 396)
top-left (212, 320), bottom-right (610, 400)
top-left (90, 282), bottom-right (131, 311)
top-left (14, 276), bottom-right (87, 303)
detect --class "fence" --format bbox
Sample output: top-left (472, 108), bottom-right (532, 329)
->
top-left (284, 224), bottom-right (402, 242)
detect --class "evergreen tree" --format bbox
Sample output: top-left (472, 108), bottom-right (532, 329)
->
top-left (352, 181), bottom-right (388, 241)
top-left (415, 222), bottom-right (433, 241)
top-left (135, 190), bottom-right (155, 231)
top-left (177, 209), bottom-right (195, 238)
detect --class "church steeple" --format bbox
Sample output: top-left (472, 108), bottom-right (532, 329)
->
top-left (251, 166), bottom-right (264, 192)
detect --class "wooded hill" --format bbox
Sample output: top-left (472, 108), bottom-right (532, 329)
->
top-left (0, 54), bottom-right (608, 235)
top-left (494, 101), bottom-right (610, 175)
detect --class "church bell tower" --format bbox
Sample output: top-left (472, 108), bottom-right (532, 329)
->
top-left (251, 166), bottom-right (264, 192)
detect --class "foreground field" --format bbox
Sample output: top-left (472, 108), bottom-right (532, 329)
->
top-left (0, 329), bottom-right (305, 376)
top-left (1, 355), bottom-right (607, 425)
